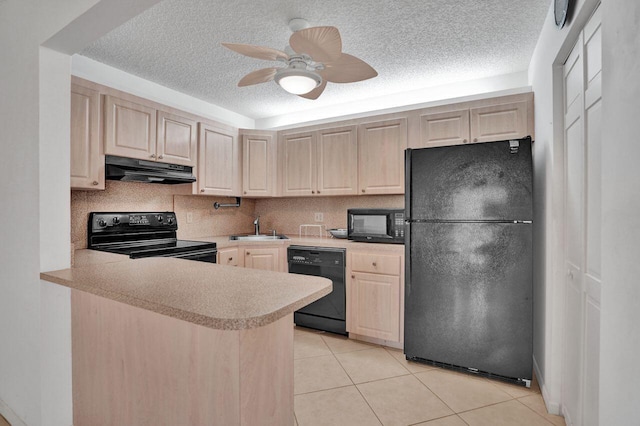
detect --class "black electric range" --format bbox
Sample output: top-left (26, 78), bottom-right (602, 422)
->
top-left (88, 212), bottom-right (217, 263)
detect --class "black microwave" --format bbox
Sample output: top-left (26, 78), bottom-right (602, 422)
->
top-left (347, 209), bottom-right (405, 244)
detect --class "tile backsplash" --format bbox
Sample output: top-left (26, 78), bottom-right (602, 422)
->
top-left (254, 195), bottom-right (404, 237)
top-left (71, 181), bottom-right (403, 247)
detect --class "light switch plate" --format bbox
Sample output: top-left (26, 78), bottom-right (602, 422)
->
top-left (314, 212), bottom-right (324, 222)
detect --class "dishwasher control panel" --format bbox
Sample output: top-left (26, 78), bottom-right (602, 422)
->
top-left (287, 246), bottom-right (345, 267)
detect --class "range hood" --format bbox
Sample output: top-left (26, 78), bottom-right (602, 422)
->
top-left (105, 155), bottom-right (196, 185)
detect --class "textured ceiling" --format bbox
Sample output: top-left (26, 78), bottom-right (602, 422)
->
top-left (80, 0), bottom-right (550, 120)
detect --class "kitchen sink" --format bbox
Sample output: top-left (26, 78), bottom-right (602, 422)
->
top-left (229, 234), bottom-right (289, 241)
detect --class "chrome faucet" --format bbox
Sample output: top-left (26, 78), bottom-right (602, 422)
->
top-left (253, 215), bottom-right (260, 235)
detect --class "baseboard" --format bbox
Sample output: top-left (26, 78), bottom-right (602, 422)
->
top-left (0, 399), bottom-right (27, 426)
top-left (533, 355), bottom-right (563, 416)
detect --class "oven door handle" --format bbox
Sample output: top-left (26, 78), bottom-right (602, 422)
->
top-left (158, 249), bottom-right (217, 258)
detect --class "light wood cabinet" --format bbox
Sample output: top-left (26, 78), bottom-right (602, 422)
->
top-left (217, 247), bottom-right (242, 267)
top-left (70, 83), bottom-right (104, 190)
top-left (420, 109), bottom-right (470, 147)
top-left (280, 126), bottom-right (357, 197)
top-left (104, 95), bottom-right (157, 161)
top-left (414, 96), bottom-right (532, 149)
top-left (348, 251), bottom-right (403, 344)
top-left (196, 122), bottom-right (240, 196)
top-left (469, 101), bottom-right (528, 143)
top-left (104, 95), bottom-right (198, 167)
top-left (358, 118), bottom-right (407, 195)
top-left (156, 110), bottom-right (198, 166)
top-left (242, 130), bottom-right (277, 197)
top-left (243, 246), bottom-right (283, 272)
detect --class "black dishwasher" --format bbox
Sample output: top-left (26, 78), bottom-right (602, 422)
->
top-left (288, 246), bottom-right (347, 335)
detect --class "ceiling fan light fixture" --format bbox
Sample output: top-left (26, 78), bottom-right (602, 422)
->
top-left (274, 68), bottom-right (322, 95)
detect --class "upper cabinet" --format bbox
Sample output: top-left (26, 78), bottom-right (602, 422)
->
top-left (241, 130), bottom-right (278, 197)
top-left (358, 118), bottom-right (407, 195)
top-left (412, 94), bottom-right (533, 149)
top-left (196, 121), bottom-right (240, 196)
top-left (70, 83), bottom-right (104, 190)
top-left (104, 95), bottom-right (198, 167)
top-left (280, 125), bottom-right (357, 197)
top-left (156, 110), bottom-right (198, 166)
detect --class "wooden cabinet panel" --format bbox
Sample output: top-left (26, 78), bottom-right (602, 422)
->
top-left (348, 250), bottom-right (403, 345)
top-left (243, 247), bottom-right (282, 272)
top-left (242, 131), bottom-right (277, 197)
top-left (70, 83), bottom-right (104, 190)
top-left (350, 272), bottom-right (401, 342)
top-left (470, 101), bottom-right (528, 143)
top-left (104, 95), bottom-right (157, 160)
top-left (351, 252), bottom-right (401, 276)
top-left (217, 247), bottom-right (242, 267)
top-left (419, 109), bottom-right (470, 147)
top-left (197, 123), bottom-right (240, 196)
top-left (281, 132), bottom-right (316, 196)
top-left (316, 126), bottom-right (357, 196)
top-left (358, 118), bottom-right (407, 195)
top-left (156, 110), bottom-right (197, 167)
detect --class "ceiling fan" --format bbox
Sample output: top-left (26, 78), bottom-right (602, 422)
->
top-left (222, 19), bottom-right (377, 99)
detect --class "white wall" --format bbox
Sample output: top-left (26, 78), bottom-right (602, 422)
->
top-left (0, 1), bottom-right (161, 424)
top-left (527, 0), bottom-right (599, 414)
top-left (600, 1), bottom-right (640, 423)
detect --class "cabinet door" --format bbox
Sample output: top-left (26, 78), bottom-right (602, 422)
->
top-left (281, 132), bottom-right (316, 196)
top-left (243, 247), bottom-right (281, 271)
top-left (316, 126), bottom-right (358, 196)
top-left (358, 118), bottom-right (407, 195)
top-left (104, 95), bottom-right (157, 160)
top-left (418, 109), bottom-right (470, 148)
top-left (350, 272), bottom-right (401, 342)
top-left (217, 247), bottom-right (242, 267)
top-left (470, 101), bottom-right (528, 143)
top-left (242, 132), bottom-right (277, 197)
top-left (70, 84), bottom-right (104, 189)
top-left (156, 110), bottom-right (197, 167)
top-left (197, 123), bottom-right (240, 196)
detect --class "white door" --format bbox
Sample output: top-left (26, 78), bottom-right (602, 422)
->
top-left (562, 6), bottom-right (602, 426)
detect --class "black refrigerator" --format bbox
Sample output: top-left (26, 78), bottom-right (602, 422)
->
top-left (404, 137), bottom-right (533, 386)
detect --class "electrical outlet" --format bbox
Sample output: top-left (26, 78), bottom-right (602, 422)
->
top-left (314, 212), bottom-right (324, 222)
top-left (186, 212), bottom-right (193, 224)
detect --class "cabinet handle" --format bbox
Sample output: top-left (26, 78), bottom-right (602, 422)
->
top-left (150, 154), bottom-right (156, 158)
top-left (317, 190), bottom-right (321, 194)
top-left (200, 189), bottom-right (205, 193)
top-left (473, 138), bottom-right (478, 142)
top-left (246, 252), bottom-right (250, 255)
top-left (372, 262), bottom-right (377, 267)
top-left (361, 189), bottom-right (365, 193)
top-left (311, 191), bottom-right (315, 194)
top-left (228, 257), bottom-right (233, 261)
top-left (158, 155), bottom-right (164, 159)
top-left (244, 191), bottom-right (247, 194)
top-left (351, 275), bottom-right (355, 279)
top-left (92, 181), bottom-right (99, 186)
top-left (463, 139), bottom-right (468, 143)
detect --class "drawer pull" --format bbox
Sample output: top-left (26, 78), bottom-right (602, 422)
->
top-left (372, 262), bottom-right (377, 267)
top-left (92, 181), bottom-right (99, 186)
top-left (150, 154), bottom-right (156, 158)
top-left (228, 257), bottom-right (233, 261)
top-left (351, 275), bottom-right (355, 279)
top-left (158, 155), bottom-right (164, 159)
top-left (200, 189), bottom-right (205, 193)
top-left (473, 138), bottom-right (478, 142)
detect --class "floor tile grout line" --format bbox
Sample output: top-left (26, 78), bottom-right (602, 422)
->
top-left (352, 380), bottom-right (385, 426)
top-left (293, 383), bottom-right (356, 397)
top-left (407, 413), bottom-right (471, 426)
top-left (511, 398), bottom-right (558, 425)
top-left (409, 368), bottom-right (460, 416)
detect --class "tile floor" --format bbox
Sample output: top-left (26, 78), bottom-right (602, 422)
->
top-left (293, 327), bottom-right (566, 426)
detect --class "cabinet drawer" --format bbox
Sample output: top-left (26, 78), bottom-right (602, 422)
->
top-left (351, 252), bottom-right (401, 275)
top-left (217, 247), bottom-right (240, 266)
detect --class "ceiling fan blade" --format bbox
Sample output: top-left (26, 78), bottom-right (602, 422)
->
top-left (289, 26), bottom-right (342, 63)
top-left (222, 43), bottom-right (288, 61)
top-left (298, 80), bottom-right (327, 100)
top-left (322, 53), bottom-right (378, 83)
top-left (237, 68), bottom-right (278, 87)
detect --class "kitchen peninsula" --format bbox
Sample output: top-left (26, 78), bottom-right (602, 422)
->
top-left (41, 250), bottom-right (332, 426)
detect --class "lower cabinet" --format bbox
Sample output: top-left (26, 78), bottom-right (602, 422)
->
top-left (348, 251), bottom-right (403, 345)
top-left (242, 246), bottom-right (284, 272)
top-left (217, 247), bottom-right (242, 267)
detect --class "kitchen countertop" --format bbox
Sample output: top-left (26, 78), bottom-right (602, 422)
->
top-left (41, 249), bottom-right (332, 331)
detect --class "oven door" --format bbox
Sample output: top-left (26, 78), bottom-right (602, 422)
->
top-left (160, 249), bottom-right (218, 263)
